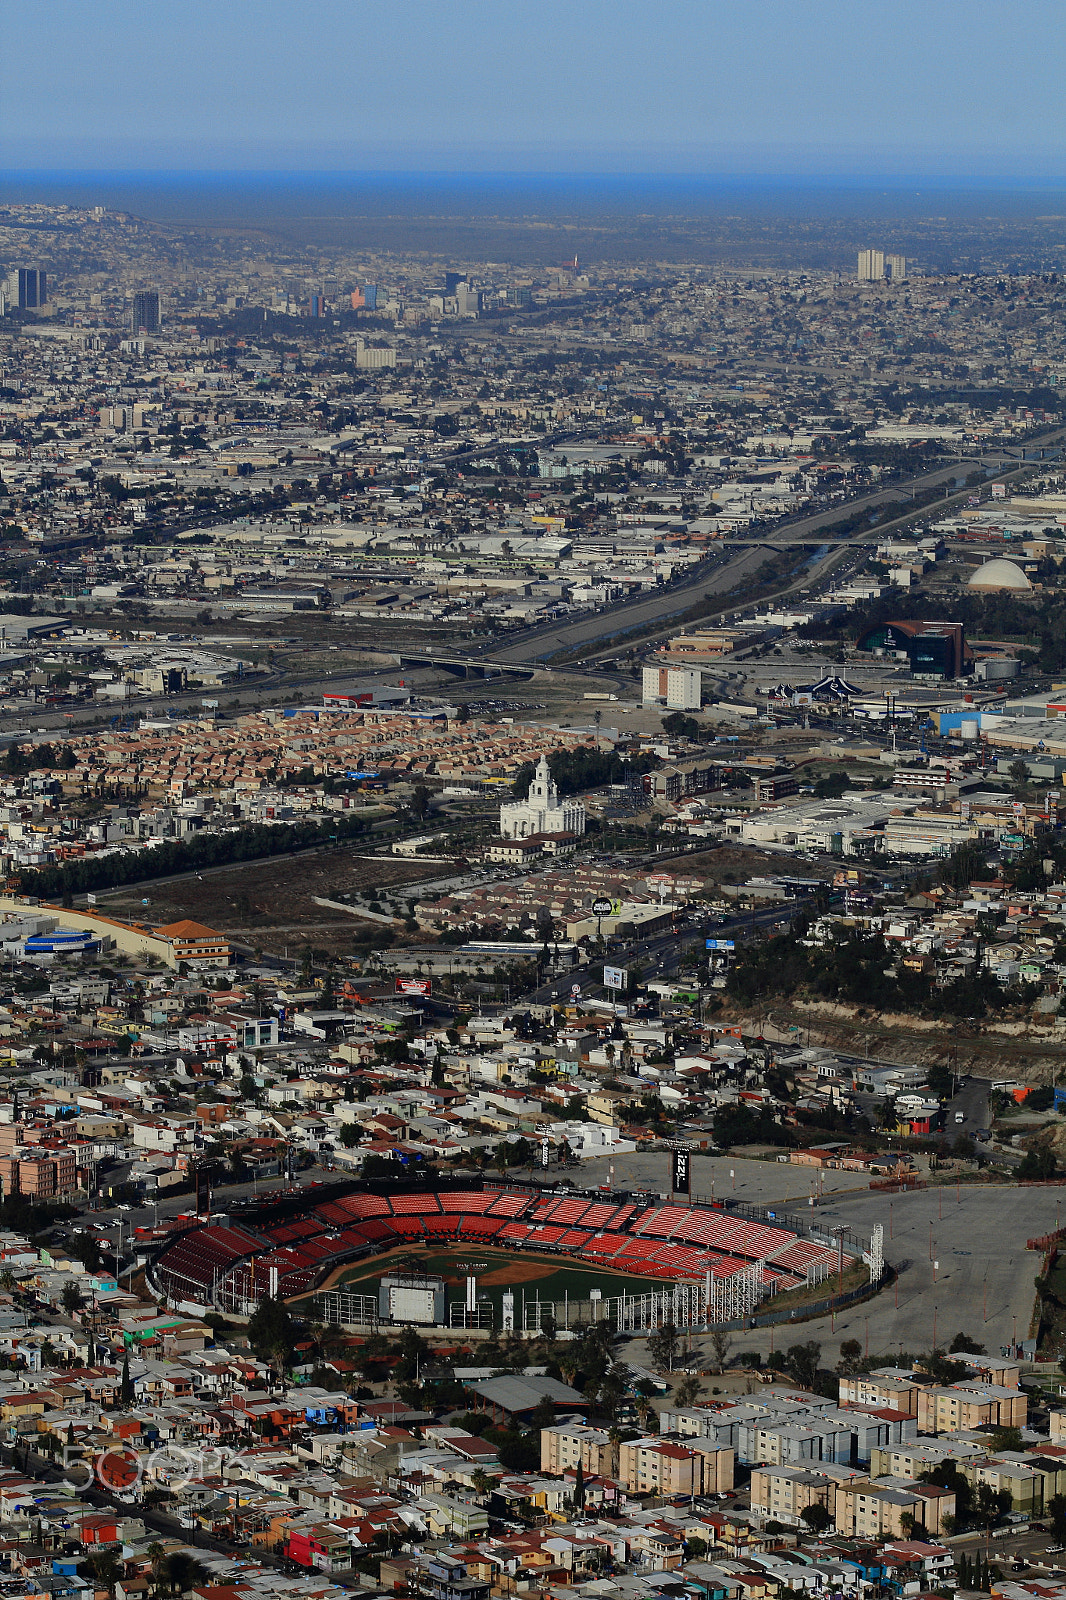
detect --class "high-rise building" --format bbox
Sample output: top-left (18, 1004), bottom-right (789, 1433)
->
top-left (362, 283), bottom-right (377, 310)
top-left (5, 268), bottom-right (47, 309)
top-left (642, 665), bottom-right (702, 709)
top-left (131, 290), bottom-right (160, 333)
top-left (885, 253), bottom-right (908, 281)
top-left (444, 271), bottom-right (466, 295)
top-left (857, 250), bottom-right (885, 282)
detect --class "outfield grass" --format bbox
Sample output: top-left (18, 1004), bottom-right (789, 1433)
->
top-left (316, 1242), bottom-right (665, 1326)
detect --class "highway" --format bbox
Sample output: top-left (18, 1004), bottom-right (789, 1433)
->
top-left (489, 543), bottom-right (775, 665)
top-left (531, 895), bottom-right (810, 1005)
top-left (471, 441), bottom-right (1062, 669)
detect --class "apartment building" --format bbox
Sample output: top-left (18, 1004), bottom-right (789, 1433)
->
top-left (838, 1373), bottom-right (922, 1417)
top-left (915, 1384), bottom-right (1027, 1435)
top-left (966, 1451), bottom-right (1066, 1516)
top-left (870, 1439), bottom-right (986, 1480)
top-left (617, 1436), bottom-right (734, 1496)
top-left (749, 1464), bottom-right (840, 1527)
top-left (833, 1478), bottom-right (956, 1538)
top-left (0, 1149), bottom-right (77, 1196)
top-left (540, 1424), bottom-right (614, 1478)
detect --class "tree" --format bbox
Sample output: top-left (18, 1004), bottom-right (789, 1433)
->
top-left (920, 1462), bottom-right (973, 1526)
top-left (85, 1552), bottom-right (122, 1599)
top-left (673, 1374), bottom-right (703, 1410)
top-left (60, 1281), bottom-right (84, 1317)
top-left (647, 1318), bottom-right (680, 1375)
top-left (975, 1482), bottom-right (1010, 1529)
top-left (949, 1332), bottom-right (986, 1355)
top-left (573, 1457), bottom-right (586, 1513)
top-left (607, 1425), bottom-right (623, 1482)
top-left (685, 1536), bottom-right (708, 1560)
top-left (163, 1553), bottom-right (207, 1596)
top-left (927, 1062), bottom-right (956, 1100)
top-left (394, 1324), bottom-right (427, 1383)
top-left (119, 1352), bottom-right (134, 1407)
top-left (988, 1425), bottom-right (1023, 1453)
top-left (470, 1467), bottom-right (494, 1500)
top-left (837, 1338), bottom-right (863, 1374)
top-left (784, 1341), bottom-right (821, 1391)
top-left (1050, 1493), bottom-right (1066, 1542)
top-left (1018, 1145), bottom-right (1058, 1180)
top-left (800, 1501), bottom-right (833, 1533)
top-left (710, 1328), bottom-right (732, 1373)
top-left (146, 1545), bottom-right (167, 1596)
top-left (246, 1294), bottom-right (296, 1372)
top-left (1008, 758), bottom-right (1030, 794)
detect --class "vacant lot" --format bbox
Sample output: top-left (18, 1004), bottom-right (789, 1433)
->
top-left (682, 845), bottom-right (834, 887)
top-left (102, 846), bottom-right (447, 959)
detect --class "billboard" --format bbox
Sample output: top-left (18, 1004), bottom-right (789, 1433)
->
top-left (672, 1145), bottom-right (691, 1194)
top-left (706, 938), bottom-right (736, 951)
top-left (592, 897), bottom-right (614, 917)
top-left (603, 964), bottom-right (627, 990)
top-left (395, 977), bottom-right (432, 997)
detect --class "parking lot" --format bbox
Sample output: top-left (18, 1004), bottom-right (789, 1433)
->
top-left (588, 1151), bottom-right (1064, 1364)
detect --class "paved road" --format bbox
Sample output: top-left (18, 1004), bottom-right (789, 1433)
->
top-left (489, 545), bottom-right (772, 665)
top-left (533, 898), bottom-right (810, 1003)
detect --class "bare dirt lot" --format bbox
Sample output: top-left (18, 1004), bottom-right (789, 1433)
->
top-left (101, 846), bottom-right (447, 959)
top-left (682, 845), bottom-right (834, 886)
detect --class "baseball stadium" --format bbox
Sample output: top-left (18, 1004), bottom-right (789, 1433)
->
top-left (148, 1182), bottom-right (880, 1334)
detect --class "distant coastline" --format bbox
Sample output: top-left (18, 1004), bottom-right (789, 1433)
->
top-left (4, 169), bottom-right (1066, 225)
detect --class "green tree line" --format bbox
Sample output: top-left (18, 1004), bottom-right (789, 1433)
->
top-left (16, 810), bottom-right (374, 900)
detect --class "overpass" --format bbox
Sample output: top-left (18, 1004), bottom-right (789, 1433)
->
top-left (393, 652), bottom-right (538, 680)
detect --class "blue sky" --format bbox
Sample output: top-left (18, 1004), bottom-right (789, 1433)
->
top-left (10, 0), bottom-right (1066, 177)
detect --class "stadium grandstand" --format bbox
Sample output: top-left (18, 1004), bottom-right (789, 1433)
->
top-left (147, 1183), bottom-right (860, 1328)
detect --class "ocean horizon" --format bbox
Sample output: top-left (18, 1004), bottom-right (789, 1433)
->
top-left (6, 169), bottom-right (1066, 225)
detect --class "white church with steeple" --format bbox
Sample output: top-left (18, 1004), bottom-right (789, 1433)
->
top-left (499, 755), bottom-right (586, 841)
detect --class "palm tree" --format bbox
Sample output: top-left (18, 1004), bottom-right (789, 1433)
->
top-left (146, 1544), bottom-right (167, 1596)
top-left (470, 1467), bottom-right (494, 1501)
top-left (607, 1426), bottom-right (622, 1483)
top-left (163, 1553), bottom-right (207, 1597)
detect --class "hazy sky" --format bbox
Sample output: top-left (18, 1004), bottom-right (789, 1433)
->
top-left (10, 0), bottom-right (1066, 177)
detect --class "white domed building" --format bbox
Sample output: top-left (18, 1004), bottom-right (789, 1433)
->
top-left (967, 557), bottom-right (1032, 593)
